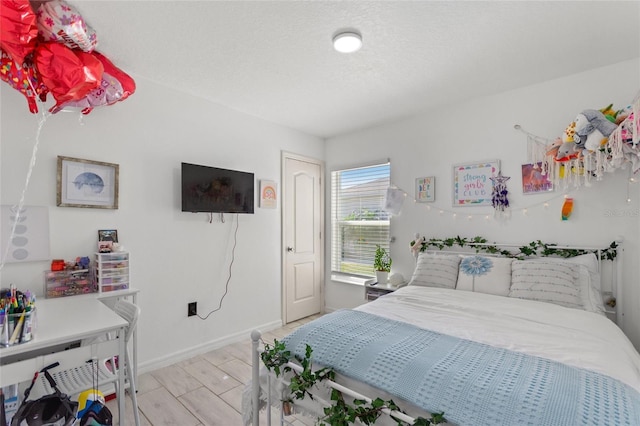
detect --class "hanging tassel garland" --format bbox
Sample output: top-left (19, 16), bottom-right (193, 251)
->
top-left (490, 172), bottom-right (510, 219)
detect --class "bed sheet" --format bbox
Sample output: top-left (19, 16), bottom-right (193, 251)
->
top-left (356, 286), bottom-right (640, 391)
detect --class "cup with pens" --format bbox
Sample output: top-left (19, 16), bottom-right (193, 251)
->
top-left (0, 286), bottom-right (36, 347)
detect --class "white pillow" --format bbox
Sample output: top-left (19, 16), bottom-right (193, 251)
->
top-left (456, 255), bottom-right (513, 296)
top-left (543, 254), bottom-right (605, 314)
top-left (509, 260), bottom-right (583, 309)
top-left (408, 253), bottom-right (460, 289)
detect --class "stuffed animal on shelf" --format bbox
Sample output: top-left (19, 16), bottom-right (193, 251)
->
top-left (564, 121), bottom-right (576, 143)
top-left (411, 233), bottom-right (425, 258)
top-left (573, 109), bottom-right (618, 152)
top-left (599, 103), bottom-right (619, 123)
top-left (554, 142), bottom-right (582, 163)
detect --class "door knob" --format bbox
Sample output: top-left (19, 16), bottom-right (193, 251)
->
top-left (287, 247), bottom-right (293, 252)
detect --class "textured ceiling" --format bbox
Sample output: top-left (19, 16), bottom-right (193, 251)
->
top-left (68, 1), bottom-right (639, 138)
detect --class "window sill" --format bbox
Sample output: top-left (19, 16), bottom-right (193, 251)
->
top-left (330, 274), bottom-right (376, 287)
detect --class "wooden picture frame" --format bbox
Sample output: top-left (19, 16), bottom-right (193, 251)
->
top-left (452, 160), bottom-right (499, 206)
top-left (415, 177), bottom-right (435, 202)
top-left (57, 156), bottom-right (119, 209)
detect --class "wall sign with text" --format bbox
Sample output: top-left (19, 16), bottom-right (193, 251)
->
top-left (452, 160), bottom-right (499, 206)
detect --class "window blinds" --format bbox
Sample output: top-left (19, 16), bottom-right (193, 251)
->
top-left (331, 162), bottom-right (390, 277)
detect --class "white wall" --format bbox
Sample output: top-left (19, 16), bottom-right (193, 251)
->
top-left (0, 77), bottom-right (324, 371)
top-left (325, 59), bottom-right (640, 348)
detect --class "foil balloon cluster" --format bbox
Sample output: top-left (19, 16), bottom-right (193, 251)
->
top-left (0, 0), bottom-right (135, 114)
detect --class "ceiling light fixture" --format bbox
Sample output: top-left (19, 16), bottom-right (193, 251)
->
top-left (333, 31), bottom-right (362, 53)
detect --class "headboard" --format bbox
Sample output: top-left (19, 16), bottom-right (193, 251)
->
top-left (410, 236), bottom-right (624, 328)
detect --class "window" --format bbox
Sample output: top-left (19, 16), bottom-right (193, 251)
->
top-left (331, 162), bottom-right (390, 278)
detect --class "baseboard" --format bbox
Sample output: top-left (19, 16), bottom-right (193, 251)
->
top-left (137, 319), bottom-right (283, 374)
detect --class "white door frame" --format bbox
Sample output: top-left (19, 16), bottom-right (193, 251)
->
top-left (281, 151), bottom-right (325, 324)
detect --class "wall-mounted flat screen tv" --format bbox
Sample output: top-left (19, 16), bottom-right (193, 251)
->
top-left (181, 162), bottom-right (254, 214)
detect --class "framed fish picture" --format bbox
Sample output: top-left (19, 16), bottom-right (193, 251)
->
top-left (57, 156), bottom-right (119, 209)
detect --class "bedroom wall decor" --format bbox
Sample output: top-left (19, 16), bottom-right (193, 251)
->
top-left (490, 171), bottom-right (510, 219)
top-left (522, 162), bottom-right (554, 194)
top-left (408, 235), bottom-right (619, 261)
top-left (561, 197), bottom-right (574, 221)
top-left (452, 160), bottom-right (499, 206)
top-left (517, 91), bottom-right (640, 191)
top-left (410, 184), bottom-right (583, 223)
top-left (0, 205), bottom-right (49, 265)
top-left (259, 180), bottom-right (277, 209)
top-left (415, 177), bottom-right (435, 202)
top-left (57, 156), bottom-right (119, 209)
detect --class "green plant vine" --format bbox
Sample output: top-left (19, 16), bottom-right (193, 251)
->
top-left (261, 339), bottom-right (446, 425)
top-left (410, 236), bottom-right (618, 261)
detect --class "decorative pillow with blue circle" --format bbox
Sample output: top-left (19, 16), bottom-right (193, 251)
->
top-left (456, 255), bottom-right (513, 296)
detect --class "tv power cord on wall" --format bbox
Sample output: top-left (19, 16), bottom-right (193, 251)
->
top-left (197, 214), bottom-right (238, 320)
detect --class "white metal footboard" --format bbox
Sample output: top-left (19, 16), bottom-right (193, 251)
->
top-left (250, 330), bottom-right (419, 426)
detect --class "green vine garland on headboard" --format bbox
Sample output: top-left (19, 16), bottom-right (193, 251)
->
top-left (410, 236), bottom-right (618, 261)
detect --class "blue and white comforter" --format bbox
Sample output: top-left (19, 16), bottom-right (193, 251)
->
top-left (281, 287), bottom-right (640, 425)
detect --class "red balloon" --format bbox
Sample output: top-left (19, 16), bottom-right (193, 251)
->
top-left (0, 0), bottom-right (38, 66)
top-left (50, 71), bottom-right (124, 115)
top-left (34, 42), bottom-right (103, 111)
top-left (51, 52), bottom-right (135, 114)
top-left (0, 48), bottom-right (48, 113)
top-left (36, 0), bottom-right (97, 52)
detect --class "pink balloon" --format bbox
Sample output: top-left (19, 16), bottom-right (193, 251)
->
top-left (36, 0), bottom-right (97, 52)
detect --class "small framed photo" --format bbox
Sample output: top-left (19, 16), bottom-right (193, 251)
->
top-left (57, 156), bottom-right (119, 209)
top-left (260, 180), bottom-right (277, 209)
top-left (453, 160), bottom-right (499, 206)
top-left (415, 177), bottom-right (435, 202)
top-left (98, 229), bottom-right (118, 242)
top-left (521, 163), bottom-right (554, 194)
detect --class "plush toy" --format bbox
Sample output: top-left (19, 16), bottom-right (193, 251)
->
top-left (615, 105), bottom-right (633, 125)
top-left (76, 256), bottom-right (90, 269)
top-left (599, 103), bottom-right (619, 123)
top-left (563, 121), bottom-right (576, 143)
top-left (555, 140), bottom-right (582, 162)
top-left (410, 233), bottom-right (425, 257)
top-left (573, 109), bottom-right (618, 152)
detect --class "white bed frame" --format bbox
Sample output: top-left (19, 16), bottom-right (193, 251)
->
top-left (249, 240), bottom-right (624, 426)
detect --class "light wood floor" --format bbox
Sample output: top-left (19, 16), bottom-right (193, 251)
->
top-left (106, 314), bottom-right (322, 425)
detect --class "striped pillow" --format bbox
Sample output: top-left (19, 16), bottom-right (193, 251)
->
top-left (509, 260), bottom-right (583, 309)
top-left (408, 253), bottom-right (460, 289)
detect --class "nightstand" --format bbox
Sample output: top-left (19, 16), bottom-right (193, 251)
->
top-left (364, 283), bottom-right (398, 301)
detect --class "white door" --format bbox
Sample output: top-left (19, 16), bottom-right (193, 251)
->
top-left (282, 153), bottom-right (324, 324)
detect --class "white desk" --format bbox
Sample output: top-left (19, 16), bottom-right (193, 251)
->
top-left (0, 297), bottom-right (128, 425)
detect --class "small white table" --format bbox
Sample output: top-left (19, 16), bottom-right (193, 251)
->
top-left (0, 296), bottom-right (128, 425)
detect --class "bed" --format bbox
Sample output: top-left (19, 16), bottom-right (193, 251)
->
top-left (245, 240), bottom-right (640, 425)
